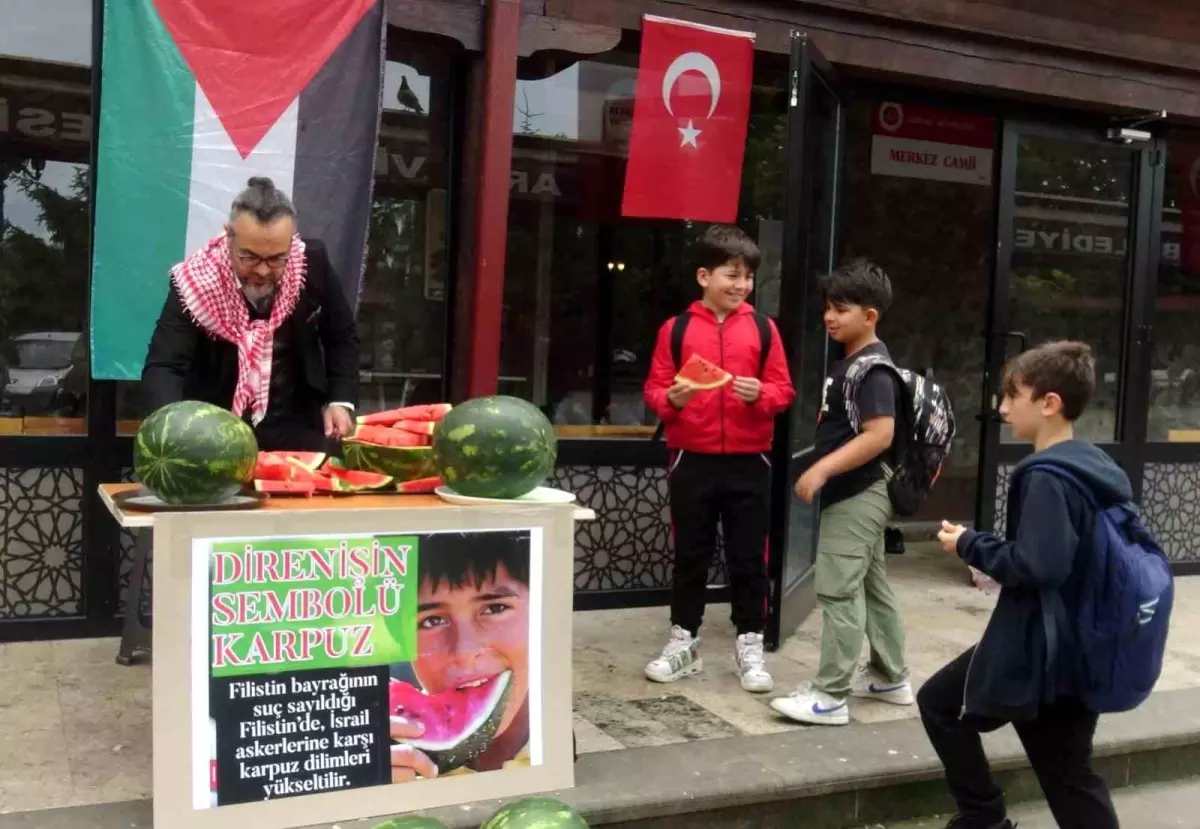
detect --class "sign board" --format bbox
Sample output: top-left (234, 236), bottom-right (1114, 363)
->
top-left (870, 102), bottom-right (995, 186)
top-left (148, 505), bottom-right (576, 829)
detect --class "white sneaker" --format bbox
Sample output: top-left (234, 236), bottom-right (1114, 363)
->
top-left (644, 625), bottom-right (702, 683)
top-left (735, 632), bottom-right (774, 693)
top-left (770, 681), bottom-right (850, 726)
top-left (850, 665), bottom-right (915, 706)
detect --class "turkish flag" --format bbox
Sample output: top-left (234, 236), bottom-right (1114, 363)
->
top-left (621, 16), bottom-right (756, 222)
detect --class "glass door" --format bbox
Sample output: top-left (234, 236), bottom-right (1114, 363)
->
top-left (977, 122), bottom-right (1158, 530)
top-left (765, 34), bottom-right (843, 650)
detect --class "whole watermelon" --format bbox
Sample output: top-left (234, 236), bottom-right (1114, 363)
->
top-left (134, 401), bottom-right (258, 504)
top-left (432, 396), bottom-right (556, 499)
top-left (371, 818), bottom-right (449, 829)
top-left (480, 797), bottom-right (588, 829)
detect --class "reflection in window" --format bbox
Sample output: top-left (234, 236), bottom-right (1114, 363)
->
top-left (501, 54), bottom-right (788, 438)
top-left (1148, 133), bottom-right (1200, 442)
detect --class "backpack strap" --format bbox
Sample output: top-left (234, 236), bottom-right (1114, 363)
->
top-left (753, 311), bottom-right (772, 378)
top-left (670, 311), bottom-right (691, 372)
top-left (842, 353), bottom-right (902, 434)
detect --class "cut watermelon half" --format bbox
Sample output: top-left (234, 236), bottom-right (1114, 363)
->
top-left (676, 353), bottom-right (732, 390)
top-left (352, 424), bottom-right (429, 447)
top-left (254, 480), bottom-right (315, 497)
top-left (396, 476), bottom-right (443, 494)
top-left (389, 671), bottom-right (512, 772)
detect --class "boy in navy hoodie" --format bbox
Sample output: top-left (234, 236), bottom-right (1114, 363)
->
top-left (926, 341), bottom-right (1120, 829)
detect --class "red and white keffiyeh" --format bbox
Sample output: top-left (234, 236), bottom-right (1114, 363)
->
top-left (170, 232), bottom-right (307, 425)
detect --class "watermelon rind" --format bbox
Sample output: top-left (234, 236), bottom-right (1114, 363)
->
top-left (480, 797), bottom-right (590, 829)
top-left (431, 396), bottom-right (557, 499)
top-left (134, 401), bottom-right (258, 505)
top-left (394, 671), bottom-right (512, 773)
top-left (327, 467), bottom-right (394, 491)
top-left (280, 451), bottom-right (326, 471)
top-left (342, 441), bottom-right (435, 481)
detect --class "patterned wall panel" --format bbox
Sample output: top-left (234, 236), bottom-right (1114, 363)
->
top-left (990, 464), bottom-right (1016, 536)
top-left (1141, 463), bottom-right (1200, 563)
top-left (0, 467), bottom-right (85, 618)
top-left (547, 466), bottom-right (727, 593)
top-left (116, 467), bottom-right (152, 619)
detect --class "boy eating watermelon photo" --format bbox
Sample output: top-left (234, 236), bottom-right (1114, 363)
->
top-left (389, 530), bottom-right (531, 781)
top-left (642, 225), bottom-right (795, 693)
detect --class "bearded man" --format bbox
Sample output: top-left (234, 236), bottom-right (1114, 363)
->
top-left (141, 177), bottom-right (360, 451)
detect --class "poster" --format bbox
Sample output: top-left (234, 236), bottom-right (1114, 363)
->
top-left (191, 528), bottom-right (541, 809)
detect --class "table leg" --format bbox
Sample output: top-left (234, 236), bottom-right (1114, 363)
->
top-left (116, 528), bottom-right (153, 666)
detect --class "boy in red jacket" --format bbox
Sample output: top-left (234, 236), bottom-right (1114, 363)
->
top-left (642, 226), bottom-right (795, 693)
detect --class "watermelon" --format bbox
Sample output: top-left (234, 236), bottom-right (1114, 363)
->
top-left (371, 819), bottom-right (448, 829)
top-left (480, 797), bottom-right (589, 829)
top-left (280, 451), bottom-right (326, 470)
top-left (357, 403), bottom-right (453, 427)
top-left (431, 396), bottom-right (557, 499)
top-left (134, 401), bottom-right (258, 505)
top-left (353, 424), bottom-right (429, 447)
top-left (389, 671), bottom-right (512, 773)
top-left (395, 420), bottom-right (438, 438)
top-left (675, 353), bottom-right (731, 390)
top-left (342, 442), bottom-right (436, 482)
top-left (254, 452), bottom-right (294, 481)
top-left (326, 467), bottom-right (394, 491)
top-left (254, 480), bottom-right (315, 497)
top-left (396, 476), bottom-right (443, 494)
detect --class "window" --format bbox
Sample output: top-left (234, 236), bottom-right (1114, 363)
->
top-left (0, 7), bottom-right (93, 437)
top-left (1148, 131), bottom-right (1200, 442)
top-left (500, 46), bottom-right (788, 438)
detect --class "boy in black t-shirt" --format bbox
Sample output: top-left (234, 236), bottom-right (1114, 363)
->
top-left (771, 259), bottom-right (912, 726)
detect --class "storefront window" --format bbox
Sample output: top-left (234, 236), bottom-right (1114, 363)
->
top-left (0, 2), bottom-right (93, 437)
top-left (1147, 131), bottom-right (1200, 442)
top-left (116, 28), bottom-right (456, 431)
top-left (500, 48), bottom-right (787, 438)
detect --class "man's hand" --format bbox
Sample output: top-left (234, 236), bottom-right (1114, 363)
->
top-left (938, 520), bottom-right (967, 555)
top-left (732, 376), bottom-right (762, 403)
top-left (666, 380), bottom-right (697, 410)
top-left (323, 404), bottom-right (354, 439)
top-left (795, 463), bottom-right (829, 504)
top-left (390, 717), bottom-right (439, 783)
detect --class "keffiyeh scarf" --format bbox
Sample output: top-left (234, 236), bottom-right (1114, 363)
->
top-left (170, 232), bottom-right (307, 425)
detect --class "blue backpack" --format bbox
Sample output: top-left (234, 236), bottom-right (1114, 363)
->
top-left (1028, 462), bottom-right (1174, 714)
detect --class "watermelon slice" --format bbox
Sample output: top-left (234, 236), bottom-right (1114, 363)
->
top-left (254, 452), bottom-right (296, 482)
top-left (675, 353), bottom-right (731, 390)
top-left (277, 451), bottom-right (326, 471)
top-left (356, 403), bottom-right (454, 427)
top-left (254, 480), bottom-right (315, 497)
top-left (326, 467), bottom-right (394, 491)
top-left (352, 424), bottom-right (429, 447)
top-left (389, 671), bottom-right (512, 772)
top-left (395, 420), bottom-right (438, 438)
top-left (396, 476), bottom-right (443, 494)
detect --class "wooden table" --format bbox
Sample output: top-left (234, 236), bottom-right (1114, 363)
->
top-left (97, 482), bottom-right (590, 828)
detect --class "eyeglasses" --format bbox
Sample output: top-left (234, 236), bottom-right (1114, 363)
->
top-left (235, 250), bottom-right (289, 269)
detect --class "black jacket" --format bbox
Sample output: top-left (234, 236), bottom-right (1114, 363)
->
top-left (141, 238), bottom-right (360, 424)
top-left (955, 440), bottom-right (1132, 721)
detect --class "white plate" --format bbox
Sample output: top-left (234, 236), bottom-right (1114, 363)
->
top-left (434, 485), bottom-right (577, 506)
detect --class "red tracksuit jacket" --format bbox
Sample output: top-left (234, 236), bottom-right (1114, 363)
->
top-left (643, 302), bottom-right (795, 454)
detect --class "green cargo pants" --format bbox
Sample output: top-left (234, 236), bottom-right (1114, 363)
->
top-left (813, 479), bottom-right (909, 698)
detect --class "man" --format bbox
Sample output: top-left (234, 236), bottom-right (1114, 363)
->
top-left (142, 177), bottom-right (359, 451)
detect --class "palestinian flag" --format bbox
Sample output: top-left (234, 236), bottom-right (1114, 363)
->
top-left (90, 0), bottom-right (384, 380)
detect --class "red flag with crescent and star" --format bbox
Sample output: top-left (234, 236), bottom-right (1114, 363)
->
top-left (621, 16), bottom-right (756, 222)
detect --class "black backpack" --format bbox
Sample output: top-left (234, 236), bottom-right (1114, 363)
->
top-left (650, 310), bottom-right (773, 442)
top-left (843, 353), bottom-right (956, 517)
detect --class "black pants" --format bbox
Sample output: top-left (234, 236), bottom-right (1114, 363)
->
top-left (917, 648), bottom-right (1118, 829)
top-left (668, 451), bottom-right (770, 637)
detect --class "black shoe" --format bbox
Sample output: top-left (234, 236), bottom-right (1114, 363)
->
top-left (943, 817), bottom-right (1016, 829)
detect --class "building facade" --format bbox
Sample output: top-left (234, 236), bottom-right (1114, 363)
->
top-left (1, 0), bottom-right (1198, 642)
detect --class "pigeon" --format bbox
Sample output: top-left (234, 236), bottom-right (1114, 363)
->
top-left (396, 76), bottom-right (423, 114)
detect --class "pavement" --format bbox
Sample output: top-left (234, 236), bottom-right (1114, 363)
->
top-left (886, 778), bottom-right (1200, 828)
top-left (3, 542), bottom-right (1200, 824)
